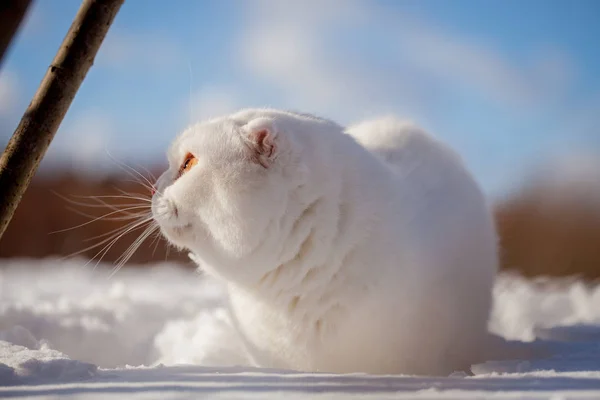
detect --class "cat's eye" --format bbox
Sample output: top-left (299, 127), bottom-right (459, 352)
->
top-left (179, 153), bottom-right (198, 176)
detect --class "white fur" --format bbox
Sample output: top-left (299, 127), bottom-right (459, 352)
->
top-left (152, 109), bottom-right (499, 375)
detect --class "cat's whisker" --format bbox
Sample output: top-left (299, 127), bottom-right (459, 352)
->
top-left (82, 199), bottom-right (149, 215)
top-left (188, 59), bottom-right (194, 128)
top-left (105, 151), bottom-right (158, 194)
top-left (69, 195), bottom-right (151, 215)
top-left (72, 194), bottom-right (153, 203)
top-left (50, 205), bottom-right (152, 234)
top-left (113, 224), bottom-right (157, 268)
top-left (53, 192), bottom-right (152, 215)
top-left (112, 183), bottom-right (162, 200)
top-left (64, 201), bottom-right (150, 210)
top-left (53, 159), bottom-right (162, 275)
top-left (65, 206), bottom-right (149, 224)
top-left (62, 199), bottom-right (150, 216)
top-left (134, 162), bottom-right (158, 183)
top-left (117, 179), bottom-right (156, 194)
top-left (148, 229), bottom-right (164, 258)
top-left (61, 216), bottom-right (154, 262)
top-left (85, 217), bottom-right (155, 271)
top-left (150, 230), bottom-right (161, 255)
top-left (83, 213), bottom-right (154, 242)
top-left (108, 223), bottom-right (159, 279)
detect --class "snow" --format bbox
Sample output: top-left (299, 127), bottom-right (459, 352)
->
top-left (3, 259), bottom-right (600, 398)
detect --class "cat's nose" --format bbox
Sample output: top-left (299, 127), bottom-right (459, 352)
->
top-left (151, 186), bottom-right (156, 196)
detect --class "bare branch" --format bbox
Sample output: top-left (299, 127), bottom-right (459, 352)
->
top-left (0, 0), bottom-right (124, 240)
top-left (0, 0), bottom-right (32, 68)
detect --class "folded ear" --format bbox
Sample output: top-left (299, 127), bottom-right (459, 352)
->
top-left (242, 117), bottom-right (278, 168)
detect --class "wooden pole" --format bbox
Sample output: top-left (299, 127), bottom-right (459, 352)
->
top-left (0, 0), bottom-right (33, 68)
top-left (0, 0), bottom-right (124, 240)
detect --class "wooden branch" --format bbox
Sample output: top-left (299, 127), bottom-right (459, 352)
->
top-left (0, 0), bottom-right (124, 240)
top-left (0, 0), bottom-right (32, 68)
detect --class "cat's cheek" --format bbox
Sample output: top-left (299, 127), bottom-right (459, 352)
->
top-left (172, 224), bottom-right (194, 239)
top-left (159, 225), bottom-right (194, 249)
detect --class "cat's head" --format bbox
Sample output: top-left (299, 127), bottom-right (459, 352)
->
top-left (151, 109), bottom-right (311, 273)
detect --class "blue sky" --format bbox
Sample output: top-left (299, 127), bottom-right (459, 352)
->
top-left (0, 0), bottom-right (598, 198)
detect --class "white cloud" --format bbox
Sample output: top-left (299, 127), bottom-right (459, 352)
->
top-left (529, 46), bottom-right (576, 99)
top-left (234, 0), bottom-right (575, 123)
top-left (381, 14), bottom-right (574, 109)
top-left (549, 93), bottom-right (600, 149)
top-left (45, 110), bottom-right (116, 173)
top-left (98, 31), bottom-right (183, 73)
top-left (235, 0), bottom-right (410, 124)
top-left (0, 70), bottom-right (20, 117)
top-left (188, 86), bottom-right (244, 122)
top-left (16, 1), bottom-right (46, 40)
top-left (173, 85), bottom-right (244, 129)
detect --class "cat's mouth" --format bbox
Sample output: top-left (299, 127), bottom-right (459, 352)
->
top-left (157, 221), bottom-right (194, 247)
top-left (152, 196), bottom-right (192, 232)
top-left (158, 218), bottom-right (192, 234)
top-left (172, 223), bottom-right (192, 234)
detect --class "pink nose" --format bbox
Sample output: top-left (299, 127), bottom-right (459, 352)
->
top-left (151, 187), bottom-right (156, 196)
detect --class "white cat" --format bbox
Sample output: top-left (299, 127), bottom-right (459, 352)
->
top-left (151, 108), bottom-right (499, 375)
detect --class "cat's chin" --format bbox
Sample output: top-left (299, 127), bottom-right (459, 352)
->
top-left (157, 222), bottom-right (194, 248)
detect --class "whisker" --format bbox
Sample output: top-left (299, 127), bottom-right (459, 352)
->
top-left (188, 59), bottom-right (193, 127)
top-left (71, 209), bottom-right (150, 225)
top-left (52, 154), bottom-right (166, 275)
top-left (117, 179), bottom-right (155, 193)
top-left (50, 205), bottom-right (152, 234)
top-left (114, 224), bottom-right (157, 267)
top-left (64, 201), bottom-right (150, 210)
top-left (52, 191), bottom-right (152, 214)
top-left (85, 217), bottom-right (155, 271)
top-left (131, 161), bottom-right (158, 183)
top-left (72, 194), bottom-right (152, 203)
top-left (61, 216), bottom-right (154, 262)
top-left (108, 223), bottom-right (159, 279)
top-left (148, 229), bottom-right (163, 258)
top-left (105, 151), bottom-right (157, 193)
top-left (65, 206), bottom-right (149, 223)
top-left (111, 184), bottom-right (161, 200)
top-left (66, 195), bottom-right (150, 215)
top-left (83, 213), bottom-right (153, 242)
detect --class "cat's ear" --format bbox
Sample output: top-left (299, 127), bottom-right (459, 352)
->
top-left (242, 117), bottom-right (278, 168)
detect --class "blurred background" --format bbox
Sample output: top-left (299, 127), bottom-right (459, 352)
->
top-left (0, 0), bottom-right (599, 278)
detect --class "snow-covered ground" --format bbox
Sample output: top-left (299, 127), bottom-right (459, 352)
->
top-left (3, 258), bottom-right (600, 399)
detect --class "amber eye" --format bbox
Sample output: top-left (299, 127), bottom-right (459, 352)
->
top-left (179, 153), bottom-right (198, 176)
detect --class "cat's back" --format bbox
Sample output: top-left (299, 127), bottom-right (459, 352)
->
top-left (345, 117), bottom-right (461, 177)
top-left (344, 117), bottom-right (498, 374)
top-left (345, 116), bottom-right (489, 230)
top-left (346, 115), bottom-right (498, 324)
